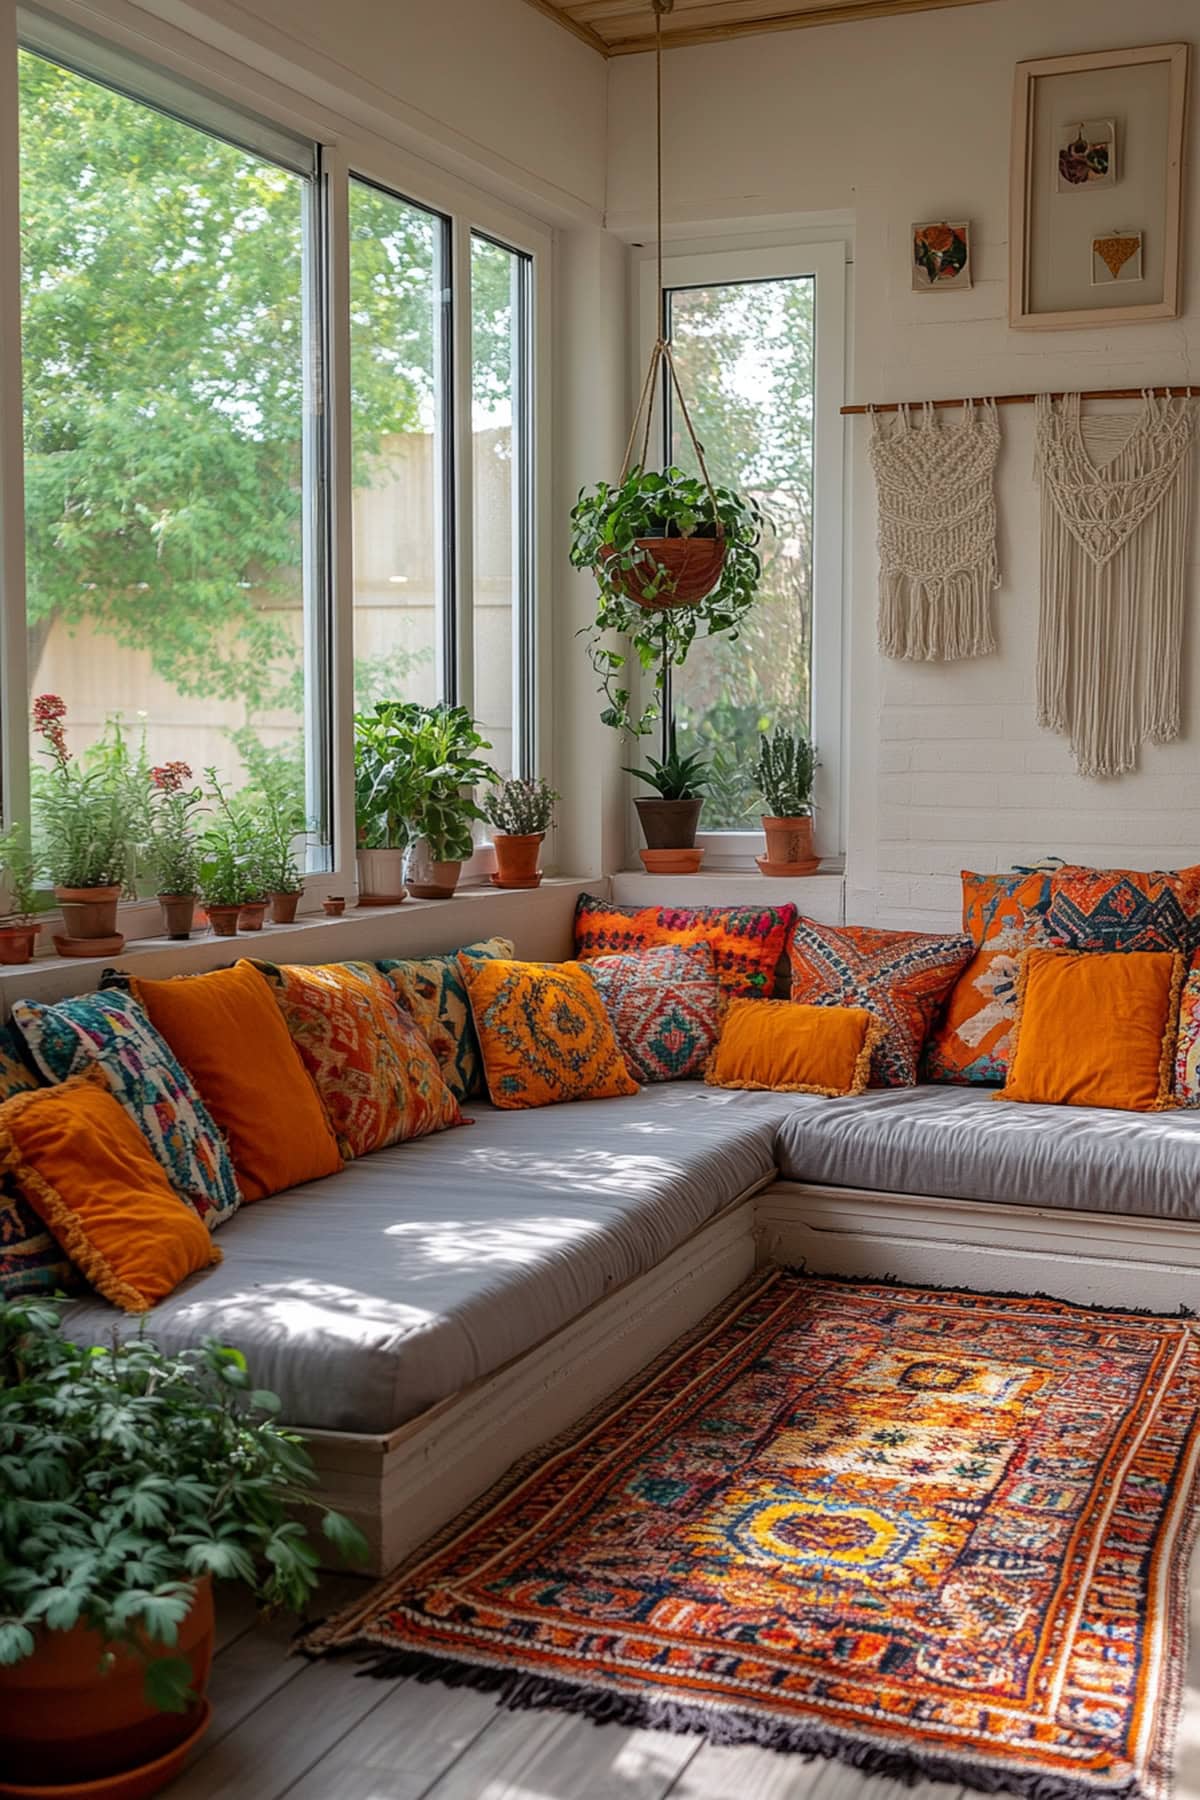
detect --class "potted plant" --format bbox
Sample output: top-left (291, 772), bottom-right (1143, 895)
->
top-left (625, 726), bottom-right (711, 873)
top-left (353, 705), bottom-right (424, 903)
top-left (570, 467), bottom-right (766, 739)
top-left (244, 764), bottom-right (307, 925)
top-left (32, 694), bottom-right (130, 955)
top-left (754, 726), bottom-right (819, 875)
top-left (197, 771), bottom-right (257, 938)
top-left (0, 1296), bottom-right (366, 1794)
top-left (0, 823), bottom-right (39, 965)
top-left (400, 705), bottom-right (494, 898)
top-left (483, 777), bottom-right (557, 889)
top-left (146, 762), bottom-right (204, 940)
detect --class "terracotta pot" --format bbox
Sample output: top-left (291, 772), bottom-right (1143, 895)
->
top-left (322, 896), bottom-right (346, 917)
top-left (0, 924), bottom-right (37, 965)
top-left (157, 894), bottom-right (196, 941)
top-left (238, 900), bottom-right (267, 932)
top-left (356, 848), bottom-right (408, 904)
top-left (406, 841), bottom-right (462, 899)
top-left (54, 885), bottom-right (121, 941)
top-left (634, 796), bottom-right (702, 851)
top-left (269, 890), bottom-right (301, 925)
top-left (760, 814), bottom-right (819, 874)
top-left (492, 832), bottom-right (544, 887)
top-left (0, 1577), bottom-right (213, 1788)
top-left (206, 904), bottom-right (241, 938)
top-left (601, 535), bottom-right (726, 610)
top-left (639, 847), bottom-right (705, 874)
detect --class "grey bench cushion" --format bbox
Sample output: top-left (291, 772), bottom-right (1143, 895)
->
top-left (774, 1083), bottom-right (1200, 1221)
top-left (59, 1084), bottom-right (793, 1436)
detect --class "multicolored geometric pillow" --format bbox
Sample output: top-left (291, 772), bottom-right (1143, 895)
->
top-left (1173, 951), bottom-right (1200, 1106)
top-left (962, 865), bottom-right (1058, 947)
top-left (789, 917), bottom-right (974, 1087)
top-left (377, 937), bottom-right (513, 1101)
top-left (251, 959), bottom-right (464, 1158)
top-left (460, 957), bottom-right (640, 1109)
top-left (1046, 864), bottom-right (1200, 954)
top-left (0, 1023), bottom-right (74, 1300)
top-left (581, 942), bottom-right (722, 1084)
top-left (11, 991), bottom-right (241, 1231)
top-left (573, 894), bottom-right (795, 998)
top-left (924, 866), bottom-right (1058, 1086)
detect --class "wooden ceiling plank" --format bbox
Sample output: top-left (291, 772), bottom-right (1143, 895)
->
top-left (520, 0), bottom-right (611, 54)
top-left (601, 0), bottom-right (996, 53)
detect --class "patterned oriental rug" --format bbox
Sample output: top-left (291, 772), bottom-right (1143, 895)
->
top-left (307, 1272), bottom-right (1200, 1800)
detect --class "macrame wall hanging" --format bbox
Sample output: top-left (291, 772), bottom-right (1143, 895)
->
top-left (871, 398), bottom-right (1000, 661)
top-left (1035, 391), bottom-right (1197, 778)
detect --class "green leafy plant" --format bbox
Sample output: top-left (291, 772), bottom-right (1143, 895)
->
top-left (753, 726), bottom-right (817, 817)
top-left (146, 762), bottom-right (205, 897)
top-left (31, 696), bottom-right (130, 890)
top-left (483, 777), bottom-right (558, 837)
top-left (0, 1297), bottom-right (367, 1712)
top-left (245, 778), bottom-right (306, 896)
top-left (570, 467), bottom-right (767, 738)
top-left (354, 705), bottom-right (494, 860)
top-left (624, 727), bottom-right (711, 801)
top-left (0, 823), bottom-right (39, 925)
top-left (197, 770), bottom-right (261, 907)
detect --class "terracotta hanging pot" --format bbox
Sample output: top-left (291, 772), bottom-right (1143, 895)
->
top-left (758, 815), bottom-right (820, 876)
top-left (269, 890), bottom-right (301, 925)
top-left (0, 924), bottom-right (38, 965)
top-left (601, 536), bottom-right (726, 611)
top-left (54, 885), bottom-right (121, 941)
top-left (491, 832), bottom-right (544, 888)
top-left (634, 796), bottom-right (703, 850)
top-left (206, 904), bottom-right (241, 939)
top-left (157, 894), bottom-right (196, 941)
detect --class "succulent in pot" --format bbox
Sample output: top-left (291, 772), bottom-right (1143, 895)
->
top-left (483, 777), bottom-right (558, 889)
top-left (625, 727), bottom-right (711, 872)
top-left (0, 822), bottom-right (40, 965)
top-left (146, 761), bottom-right (204, 940)
top-left (753, 726), bottom-right (819, 875)
top-left (0, 1297), bottom-right (367, 1790)
top-left (32, 695), bottom-right (130, 952)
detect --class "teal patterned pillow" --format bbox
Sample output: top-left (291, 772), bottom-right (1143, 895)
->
top-left (582, 941), bottom-right (724, 1083)
top-left (377, 936), bottom-right (514, 1101)
top-left (0, 1023), bottom-right (75, 1299)
top-left (12, 992), bottom-right (241, 1230)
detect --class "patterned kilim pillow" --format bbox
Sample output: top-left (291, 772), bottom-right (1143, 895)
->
top-left (377, 937), bottom-right (513, 1101)
top-left (1046, 864), bottom-right (1200, 954)
top-left (252, 959), bottom-right (464, 1159)
top-left (573, 894), bottom-right (795, 998)
top-left (460, 957), bottom-right (639, 1109)
top-left (924, 867), bottom-right (1057, 1086)
top-left (582, 942), bottom-right (722, 1084)
top-left (962, 866), bottom-right (1058, 947)
top-left (790, 917), bottom-right (973, 1087)
top-left (11, 991), bottom-right (241, 1231)
top-left (1173, 951), bottom-right (1200, 1106)
top-left (0, 1023), bottom-right (75, 1300)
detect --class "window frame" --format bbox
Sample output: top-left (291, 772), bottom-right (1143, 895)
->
top-left (634, 241), bottom-right (847, 869)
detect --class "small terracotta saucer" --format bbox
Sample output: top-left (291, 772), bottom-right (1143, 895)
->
top-left (639, 848), bottom-right (705, 874)
top-left (489, 872), bottom-right (543, 889)
top-left (0, 1701), bottom-right (212, 1800)
top-left (755, 856), bottom-right (820, 877)
top-left (52, 934), bottom-right (126, 959)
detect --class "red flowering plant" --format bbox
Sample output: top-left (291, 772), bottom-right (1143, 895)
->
top-left (146, 761), bottom-right (206, 898)
top-left (31, 696), bottom-right (130, 891)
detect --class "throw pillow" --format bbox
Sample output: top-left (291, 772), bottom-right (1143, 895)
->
top-left (0, 1072), bottom-right (220, 1311)
top-left (999, 948), bottom-right (1182, 1112)
top-left (573, 894), bottom-right (795, 998)
top-left (251, 959), bottom-right (464, 1159)
top-left (118, 961), bottom-right (342, 1202)
top-left (789, 918), bottom-right (974, 1087)
top-left (12, 990), bottom-right (241, 1230)
top-left (582, 942), bottom-right (722, 1084)
top-left (1174, 950), bottom-right (1200, 1105)
top-left (707, 1000), bottom-right (883, 1097)
top-left (377, 936), bottom-right (514, 1101)
top-left (925, 866), bottom-right (1057, 1087)
top-left (461, 957), bottom-right (639, 1110)
top-left (962, 866), bottom-right (1058, 947)
top-left (0, 1024), bottom-right (73, 1301)
top-left (1045, 864), bottom-right (1200, 954)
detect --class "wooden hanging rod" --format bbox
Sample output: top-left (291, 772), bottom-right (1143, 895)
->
top-left (841, 385), bottom-right (1198, 416)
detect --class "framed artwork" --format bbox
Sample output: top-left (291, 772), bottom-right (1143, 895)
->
top-left (911, 221), bottom-right (971, 291)
top-left (1009, 42), bottom-right (1188, 329)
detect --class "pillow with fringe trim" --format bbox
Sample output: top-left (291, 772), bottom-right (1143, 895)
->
top-left (707, 999), bottom-right (884, 1098)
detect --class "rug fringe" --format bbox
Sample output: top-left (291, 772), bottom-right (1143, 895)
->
top-left (781, 1264), bottom-right (1198, 1321)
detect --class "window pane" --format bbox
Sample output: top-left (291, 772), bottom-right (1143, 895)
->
top-left (471, 234), bottom-right (528, 779)
top-left (18, 49), bottom-right (324, 862)
top-left (666, 277), bottom-right (814, 829)
top-left (349, 180), bottom-right (447, 716)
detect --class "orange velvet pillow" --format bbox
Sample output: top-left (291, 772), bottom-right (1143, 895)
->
top-left (461, 957), bottom-right (639, 1109)
top-left (998, 949), bottom-right (1183, 1112)
top-left (127, 961), bottom-right (342, 1201)
top-left (0, 1073), bottom-right (219, 1312)
top-left (706, 999), bottom-right (884, 1097)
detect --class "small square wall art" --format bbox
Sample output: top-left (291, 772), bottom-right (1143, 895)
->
top-left (1091, 230), bottom-right (1143, 284)
top-left (911, 221), bottom-right (972, 292)
top-left (1057, 118), bottom-right (1116, 191)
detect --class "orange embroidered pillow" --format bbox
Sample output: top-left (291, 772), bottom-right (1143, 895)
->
top-left (962, 867), bottom-right (1057, 947)
top-left (0, 1073), bottom-right (219, 1312)
top-left (998, 949), bottom-right (1183, 1112)
top-left (251, 959), bottom-right (464, 1159)
top-left (573, 894), bottom-right (795, 998)
top-left (707, 1000), bottom-right (883, 1097)
top-left (125, 961), bottom-right (341, 1201)
top-left (925, 868), bottom-right (1057, 1086)
top-left (461, 958), bottom-right (639, 1110)
top-left (1046, 864), bottom-right (1200, 954)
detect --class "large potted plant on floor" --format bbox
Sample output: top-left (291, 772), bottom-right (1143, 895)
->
top-left (754, 726), bottom-right (819, 875)
top-left (625, 726), bottom-right (711, 874)
top-left (392, 705), bottom-right (494, 899)
top-left (32, 695), bottom-right (130, 956)
top-left (146, 761), bottom-right (204, 941)
top-left (0, 1297), bottom-right (366, 1798)
top-left (0, 823), bottom-right (39, 966)
top-left (483, 777), bottom-right (558, 889)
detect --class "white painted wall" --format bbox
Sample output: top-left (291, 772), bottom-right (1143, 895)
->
top-left (608, 0), bottom-right (1200, 928)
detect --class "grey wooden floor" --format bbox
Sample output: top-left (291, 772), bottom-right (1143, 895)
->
top-left (163, 1545), bottom-right (1200, 1800)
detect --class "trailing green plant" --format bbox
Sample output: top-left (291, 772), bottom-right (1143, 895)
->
top-left (196, 770), bottom-right (261, 907)
top-left (570, 467), bottom-right (767, 739)
top-left (31, 695), bottom-right (130, 890)
top-left (753, 726), bottom-right (817, 817)
top-left (624, 726), bottom-right (711, 802)
top-left (483, 777), bottom-right (558, 837)
top-left (0, 1297), bottom-right (367, 1712)
top-left (0, 823), bottom-right (39, 924)
top-left (146, 762), bottom-right (205, 897)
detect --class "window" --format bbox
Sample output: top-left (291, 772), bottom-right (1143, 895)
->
top-left (17, 43), bottom-right (329, 865)
top-left (645, 244), bottom-right (845, 854)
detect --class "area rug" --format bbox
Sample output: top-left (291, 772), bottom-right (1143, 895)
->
top-left (306, 1272), bottom-right (1200, 1800)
